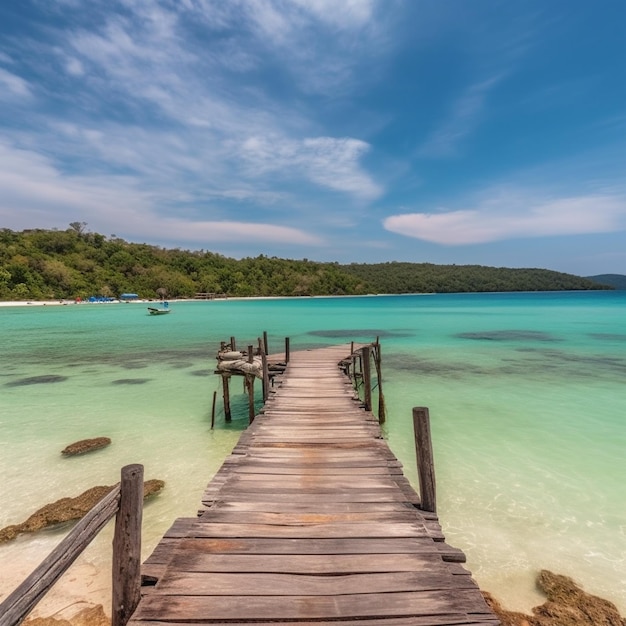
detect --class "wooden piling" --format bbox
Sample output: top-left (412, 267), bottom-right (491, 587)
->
top-left (222, 374), bottom-right (231, 422)
top-left (285, 337), bottom-right (290, 363)
top-left (112, 464), bottom-right (143, 626)
top-left (210, 390), bottom-right (217, 429)
top-left (247, 345), bottom-right (254, 364)
top-left (412, 407), bottom-right (437, 513)
top-left (246, 375), bottom-right (255, 424)
top-left (374, 342), bottom-right (386, 424)
top-left (230, 336), bottom-right (236, 351)
top-left (261, 350), bottom-right (269, 402)
top-left (263, 331), bottom-right (269, 356)
top-left (362, 346), bottom-right (372, 412)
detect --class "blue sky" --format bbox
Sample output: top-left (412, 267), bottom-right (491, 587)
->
top-left (1, 0), bottom-right (624, 275)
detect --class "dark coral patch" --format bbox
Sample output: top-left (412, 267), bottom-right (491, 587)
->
top-left (309, 329), bottom-right (413, 339)
top-left (589, 333), bottom-right (626, 342)
top-left (120, 362), bottom-right (149, 370)
top-left (386, 353), bottom-right (485, 377)
top-left (111, 378), bottom-right (151, 385)
top-left (455, 330), bottom-right (558, 342)
top-left (6, 375), bottom-right (68, 387)
top-left (190, 369), bottom-right (212, 377)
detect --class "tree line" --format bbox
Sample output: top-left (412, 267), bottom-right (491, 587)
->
top-left (0, 226), bottom-right (611, 301)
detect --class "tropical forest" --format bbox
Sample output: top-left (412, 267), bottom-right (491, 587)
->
top-left (0, 225), bottom-right (612, 301)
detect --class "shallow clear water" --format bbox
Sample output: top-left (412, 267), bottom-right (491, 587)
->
top-left (1, 292), bottom-right (625, 616)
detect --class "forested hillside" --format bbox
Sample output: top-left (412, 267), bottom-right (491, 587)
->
top-left (0, 226), bottom-right (610, 300)
top-left (586, 274), bottom-right (626, 290)
top-left (342, 262), bottom-right (609, 294)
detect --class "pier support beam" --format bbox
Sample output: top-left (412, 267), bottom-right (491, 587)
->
top-left (112, 464), bottom-right (143, 626)
top-left (362, 346), bottom-right (372, 412)
top-left (246, 374), bottom-right (255, 424)
top-left (222, 374), bottom-right (232, 422)
top-left (413, 407), bottom-right (437, 513)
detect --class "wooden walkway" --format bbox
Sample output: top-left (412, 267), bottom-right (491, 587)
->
top-left (131, 345), bottom-right (499, 625)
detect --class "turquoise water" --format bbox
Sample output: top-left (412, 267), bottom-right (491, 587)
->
top-left (1, 292), bottom-right (625, 616)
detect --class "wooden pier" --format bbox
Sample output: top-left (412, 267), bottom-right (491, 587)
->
top-left (131, 343), bottom-right (498, 625)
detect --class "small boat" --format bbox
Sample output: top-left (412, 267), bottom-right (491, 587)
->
top-left (148, 302), bottom-right (170, 315)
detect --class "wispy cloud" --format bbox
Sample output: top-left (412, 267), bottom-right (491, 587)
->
top-left (241, 135), bottom-right (382, 200)
top-left (0, 139), bottom-right (322, 246)
top-left (0, 68), bottom-right (32, 99)
top-left (0, 0), bottom-right (386, 247)
top-left (417, 76), bottom-right (502, 158)
top-left (384, 190), bottom-right (626, 245)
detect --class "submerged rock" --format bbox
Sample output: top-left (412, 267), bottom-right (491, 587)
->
top-left (0, 480), bottom-right (165, 543)
top-left (61, 437), bottom-right (111, 456)
top-left (483, 569), bottom-right (626, 626)
top-left (5, 375), bottom-right (68, 387)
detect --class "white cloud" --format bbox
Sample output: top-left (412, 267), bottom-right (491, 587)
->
top-left (241, 135), bottom-right (382, 200)
top-left (64, 57), bottom-right (85, 76)
top-left (0, 68), bottom-right (32, 99)
top-left (384, 192), bottom-right (626, 245)
top-left (0, 0), bottom-right (387, 250)
top-left (292, 0), bottom-right (377, 28)
top-left (136, 218), bottom-right (322, 245)
top-left (183, 0), bottom-right (385, 94)
top-left (0, 140), bottom-right (322, 247)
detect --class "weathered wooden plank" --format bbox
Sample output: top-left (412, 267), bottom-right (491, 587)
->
top-left (128, 614), bottom-right (500, 626)
top-left (165, 551), bottom-right (463, 574)
top-left (232, 464), bottom-right (403, 475)
top-left (196, 510), bottom-right (421, 526)
top-left (187, 521), bottom-right (429, 539)
top-left (223, 475), bottom-right (402, 489)
top-left (207, 500), bottom-right (414, 513)
top-left (153, 571), bottom-right (480, 596)
top-left (131, 589), bottom-right (493, 621)
top-left (158, 537), bottom-right (442, 555)
top-left (203, 490), bottom-right (409, 504)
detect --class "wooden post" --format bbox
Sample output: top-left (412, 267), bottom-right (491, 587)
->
top-left (350, 341), bottom-right (354, 354)
top-left (230, 336), bottom-right (236, 351)
top-left (222, 374), bottom-right (231, 422)
top-left (412, 407), bottom-right (437, 513)
top-left (263, 331), bottom-right (269, 356)
top-left (247, 375), bottom-right (255, 423)
top-left (351, 353), bottom-right (358, 389)
top-left (210, 390), bottom-right (217, 429)
top-left (285, 337), bottom-right (290, 363)
top-left (112, 464), bottom-right (143, 626)
top-left (261, 350), bottom-right (269, 402)
top-left (248, 345), bottom-right (254, 363)
top-left (374, 343), bottom-right (386, 424)
top-left (362, 346), bottom-right (372, 411)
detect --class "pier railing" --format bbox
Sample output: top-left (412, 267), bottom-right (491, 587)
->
top-left (0, 464), bottom-right (144, 626)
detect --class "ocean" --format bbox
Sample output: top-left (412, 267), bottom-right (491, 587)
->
top-left (1, 291), bottom-right (625, 617)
